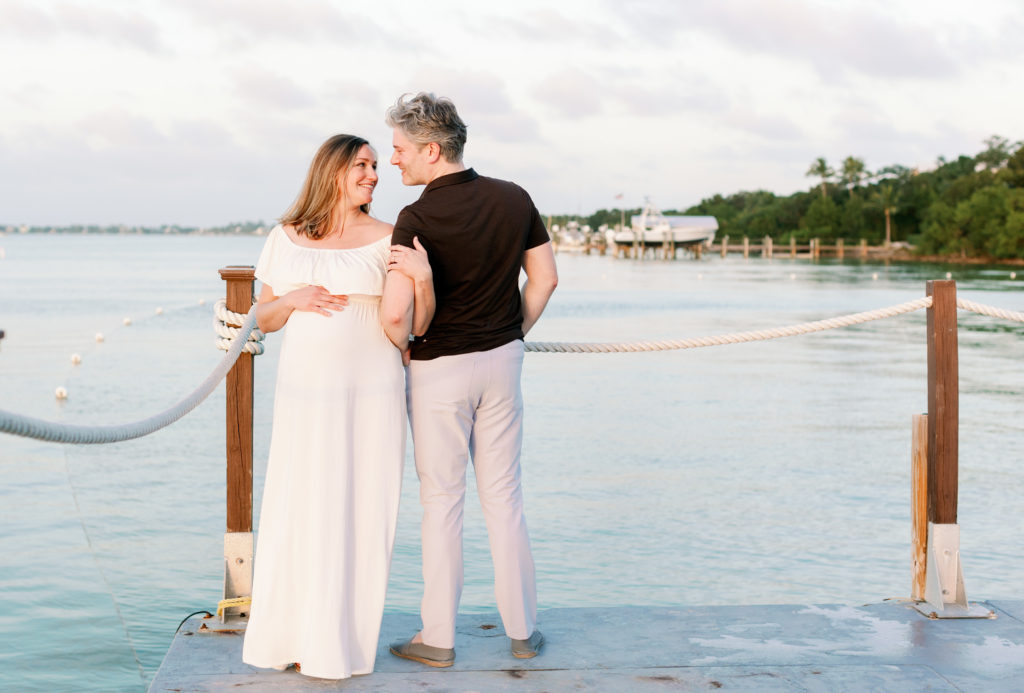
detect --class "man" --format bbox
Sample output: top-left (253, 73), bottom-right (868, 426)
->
top-left (381, 92), bottom-right (558, 667)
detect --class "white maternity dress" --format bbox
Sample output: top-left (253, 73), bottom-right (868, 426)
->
top-left (241, 225), bottom-right (405, 679)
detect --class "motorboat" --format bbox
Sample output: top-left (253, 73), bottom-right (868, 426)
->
top-left (611, 200), bottom-right (717, 247)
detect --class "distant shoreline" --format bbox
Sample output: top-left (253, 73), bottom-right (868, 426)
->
top-left (0, 224), bottom-right (269, 236)
top-left (885, 248), bottom-right (1024, 267)
top-left (4, 228), bottom-right (1023, 267)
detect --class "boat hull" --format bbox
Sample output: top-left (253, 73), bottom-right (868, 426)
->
top-left (611, 228), bottom-right (716, 247)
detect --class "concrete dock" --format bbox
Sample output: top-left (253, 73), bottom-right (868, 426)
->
top-left (148, 600), bottom-right (1024, 691)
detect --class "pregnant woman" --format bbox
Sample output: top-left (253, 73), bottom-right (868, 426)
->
top-left (241, 134), bottom-right (432, 679)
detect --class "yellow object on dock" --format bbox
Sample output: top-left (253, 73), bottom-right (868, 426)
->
top-left (215, 596), bottom-right (251, 620)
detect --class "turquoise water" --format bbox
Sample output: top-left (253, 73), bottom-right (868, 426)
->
top-left (1, 234), bottom-right (1022, 691)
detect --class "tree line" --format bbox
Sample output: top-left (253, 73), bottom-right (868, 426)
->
top-left (4, 220), bottom-right (268, 235)
top-left (551, 136), bottom-right (1024, 260)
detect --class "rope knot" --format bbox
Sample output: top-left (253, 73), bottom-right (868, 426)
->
top-left (214, 299), bottom-right (265, 355)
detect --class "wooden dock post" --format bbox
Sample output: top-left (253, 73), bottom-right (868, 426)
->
top-left (721, 235), bottom-right (729, 258)
top-left (742, 236), bottom-right (749, 259)
top-left (926, 280), bottom-right (958, 526)
top-left (837, 238), bottom-right (844, 260)
top-left (860, 238), bottom-right (868, 259)
top-left (765, 235), bottom-right (773, 258)
top-left (911, 413), bottom-right (928, 601)
top-left (219, 265), bottom-right (256, 618)
top-left (790, 236), bottom-right (797, 258)
top-left (915, 279), bottom-right (987, 617)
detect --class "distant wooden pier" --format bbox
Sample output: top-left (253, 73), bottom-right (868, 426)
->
top-left (559, 235), bottom-right (903, 260)
top-left (712, 235), bottom-right (889, 260)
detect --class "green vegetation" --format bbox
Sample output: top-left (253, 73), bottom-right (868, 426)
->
top-left (683, 136), bottom-right (1024, 260)
top-left (548, 136), bottom-right (1024, 261)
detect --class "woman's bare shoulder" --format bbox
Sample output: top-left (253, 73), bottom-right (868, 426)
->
top-left (367, 216), bottom-right (394, 240)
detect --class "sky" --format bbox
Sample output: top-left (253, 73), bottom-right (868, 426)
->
top-left (1, 0), bottom-right (1022, 227)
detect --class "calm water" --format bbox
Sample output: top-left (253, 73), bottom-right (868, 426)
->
top-left (1, 234), bottom-right (1022, 691)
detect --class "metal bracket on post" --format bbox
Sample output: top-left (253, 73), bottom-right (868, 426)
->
top-left (913, 522), bottom-right (992, 619)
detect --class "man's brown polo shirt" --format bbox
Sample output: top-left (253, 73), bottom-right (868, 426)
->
top-left (391, 168), bottom-right (551, 360)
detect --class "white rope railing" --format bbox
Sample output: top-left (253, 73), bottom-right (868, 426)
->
top-left (525, 296), bottom-right (935, 353)
top-left (956, 298), bottom-right (1024, 323)
top-left (1, 295), bottom-right (1020, 443)
top-left (0, 306), bottom-right (260, 444)
top-left (213, 299), bottom-right (265, 355)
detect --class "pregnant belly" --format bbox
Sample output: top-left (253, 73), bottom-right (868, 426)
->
top-left (279, 300), bottom-right (400, 376)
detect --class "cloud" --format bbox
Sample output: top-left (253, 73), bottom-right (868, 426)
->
top-left (828, 108), bottom-right (978, 172)
top-left (7, 83), bottom-right (50, 109)
top-left (612, 79), bottom-right (731, 118)
top-left (230, 111), bottom-right (332, 158)
top-left (467, 7), bottom-right (623, 44)
top-left (531, 67), bottom-right (604, 118)
top-left (0, 2), bottom-right (55, 37)
top-left (330, 81), bottom-right (381, 111)
top-left (722, 109), bottom-right (805, 142)
top-left (945, 4), bottom-right (1024, 65)
top-left (607, 0), bottom-right (966, 81)
top-left (0, 0), bottom-right (167, 53)
top-left (0, 113), bottom-right (291, 226)
top-left (407, 68), bottom-right (543, 143)
top-left (77, 109), bottom-right (169, 150)
top-left (231, 66), bottom-right (317, 110)
top-left (169, 0), bottom-right (416, 49)
top-left (173, 0), bottom-right (342, 35)
top-left (408, 69), bottom-right (515, 115)
top-left (530, 65), bottom-right (731, 122)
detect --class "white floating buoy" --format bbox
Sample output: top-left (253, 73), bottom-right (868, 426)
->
top-left (155, 307), bottom-right (164, 315)
top-left (789, 273), bottom-right (796, 280)
top-left (55, 386), bottom-right (68, 400)
top-left (198, 298), bottom-right (206, 306)
top-left (872, 273), bottom-right (879, 280)
top-left (945, 272), bottom-right (952, 279)
top-left (1011, 272), bottom-right (1017, 280)
top-left (123, 317), bottom-right (132, 326)
top-left (697, 273), bottom-right (703, 280)
top-left (95, 332), bottom-right (105, 343)
top-left (71, 353), bottom-right (82, 365)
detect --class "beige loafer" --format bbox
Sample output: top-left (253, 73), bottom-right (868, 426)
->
top-left (510, 630), bottom-right (545, 659)
top-left (389, 638), bottom-right (455, 668)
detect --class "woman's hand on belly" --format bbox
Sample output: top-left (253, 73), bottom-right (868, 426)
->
top-left (287, 285), bottom-right (349, 317)
top-left (257, 283), bottom-right (349, 333)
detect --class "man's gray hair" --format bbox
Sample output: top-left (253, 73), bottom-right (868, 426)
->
top-left (385, 92), bottom-right (467, 163)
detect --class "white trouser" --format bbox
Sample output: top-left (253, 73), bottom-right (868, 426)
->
top-left (406, 339), bottom-right (537, 648)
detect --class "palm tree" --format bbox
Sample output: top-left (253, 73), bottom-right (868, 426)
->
top-left (976, 134), bottom-right (1016, 170)
top-left (841, 156), bottom-right (866, 191)
top-left (874, 183), bottom-right (899, 247)
top-left (806, 157), bottom-right (834, 199)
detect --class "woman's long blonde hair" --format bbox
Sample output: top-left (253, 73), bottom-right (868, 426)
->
top-left (281, 134), bottom-right (372, 240)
